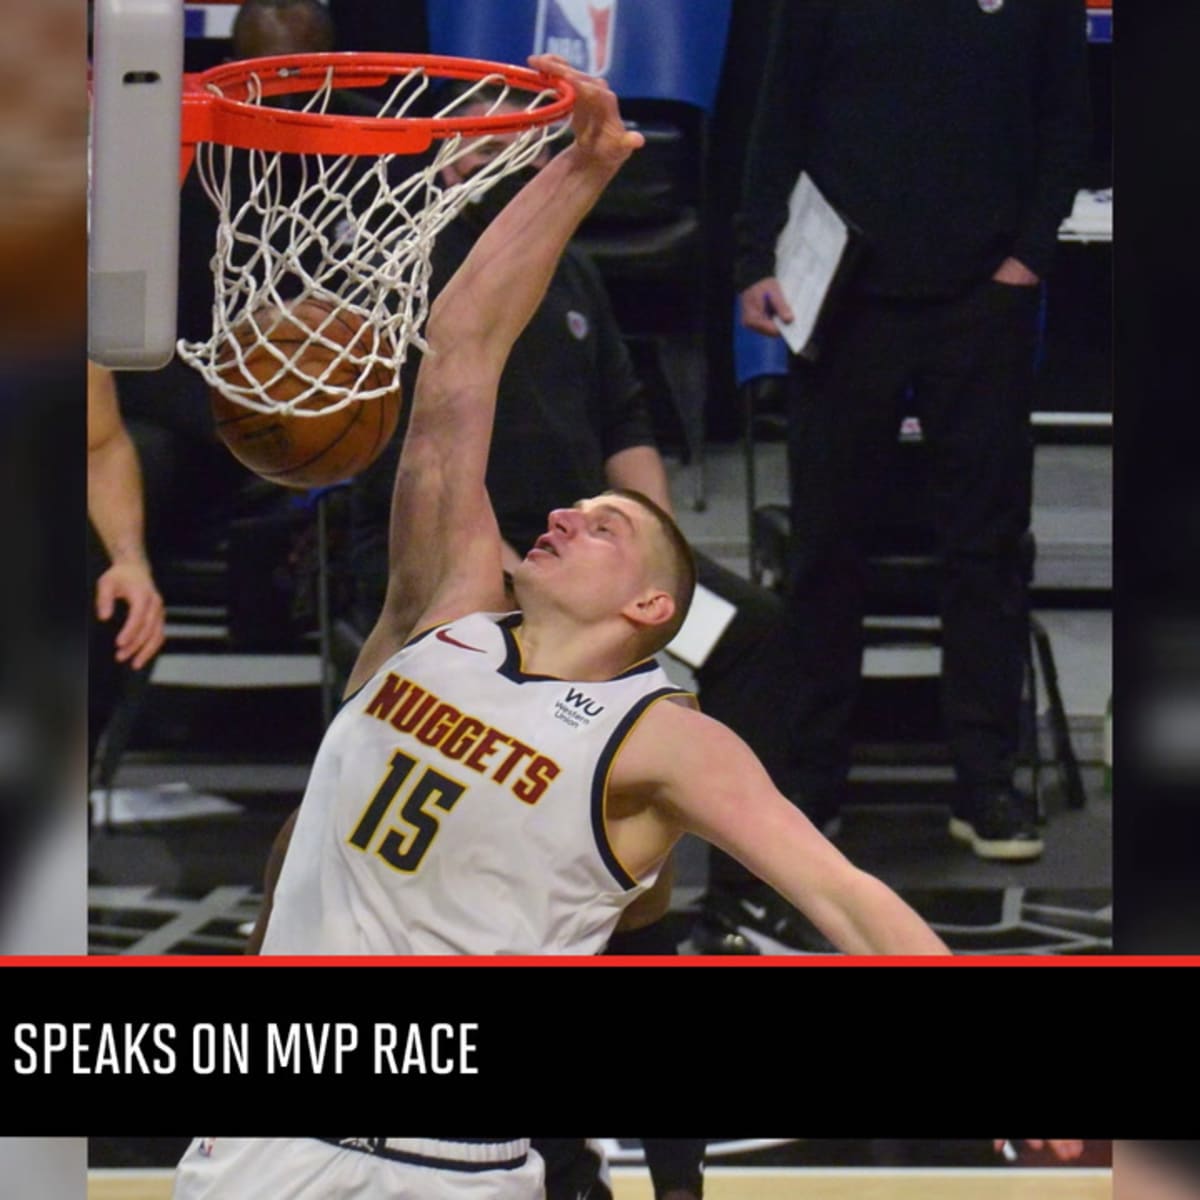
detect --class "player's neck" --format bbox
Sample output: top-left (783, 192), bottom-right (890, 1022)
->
top-left (515, 611), bottom-right (640, 683)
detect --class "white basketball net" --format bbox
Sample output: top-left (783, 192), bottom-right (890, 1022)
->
top-left (177, 66), bottom-right (566, 415)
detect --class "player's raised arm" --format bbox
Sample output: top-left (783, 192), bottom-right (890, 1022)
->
top-left (347, 58), bottom-right (644, 694)
top-left (615, 705), bottom-right (952, 956)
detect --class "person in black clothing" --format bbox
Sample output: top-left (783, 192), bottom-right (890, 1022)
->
top-left (534, 1139), bottom-right (704, 1200)
top-left (349, 98), bottom-right (794, 955)
top-left (735, 0), bottom-right (1091, 862)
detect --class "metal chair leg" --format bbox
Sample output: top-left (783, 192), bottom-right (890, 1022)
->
top-left (743, 383), bottom-right (761, 586)
top-left (1031, 616), bottom-right (1087, 809)
top-left (658, 333), bottom-right (708, 512)
top-left (89, 661), bottom-right (154, 831)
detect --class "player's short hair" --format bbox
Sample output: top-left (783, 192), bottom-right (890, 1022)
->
top-left (602, 488), bottom-right (696, 657)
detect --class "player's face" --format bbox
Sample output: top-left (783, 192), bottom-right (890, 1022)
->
top-left (439, 100), bottom-right (551, 187)
top-left (518, 495), bottom-right (659, 619)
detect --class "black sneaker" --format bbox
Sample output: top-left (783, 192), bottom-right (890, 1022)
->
top-left (691, 887), bottom-right (837, 955)
top-left (949, 786), bottom-right (1044, 861)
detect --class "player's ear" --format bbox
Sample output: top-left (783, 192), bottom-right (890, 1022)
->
top-left (621, 587), bottom-right (675, 633)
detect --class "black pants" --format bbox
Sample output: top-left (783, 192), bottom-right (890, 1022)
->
top-left (534, 1140), bottom-right (611, 1200)
top-left (690, 551), bottom-right (790, 778)
top-left (783, 278), bottom-right (1040, 809)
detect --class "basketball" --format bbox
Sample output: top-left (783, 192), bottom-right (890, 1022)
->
top-left (210, 296), bottom-right (402, 489)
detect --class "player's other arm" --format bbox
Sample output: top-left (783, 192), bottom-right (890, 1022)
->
top-left (347, 58), bottom-right (644, 693)
top-left (621, 705), bottom-right (951, 956)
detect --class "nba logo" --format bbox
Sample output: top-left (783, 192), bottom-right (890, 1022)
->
top-left (534, 0), bottom-right (618, 76)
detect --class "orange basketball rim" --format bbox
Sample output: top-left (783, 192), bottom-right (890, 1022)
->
top-left (179, 52), bottom-right (576, 181)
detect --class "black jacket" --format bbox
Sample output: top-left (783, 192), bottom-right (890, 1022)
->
top-left (734, 0), bottom-right (1091, 297)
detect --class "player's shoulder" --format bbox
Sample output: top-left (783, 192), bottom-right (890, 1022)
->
top-left (634, 693), bottom-right (712, 737)
top-left (610, 691), bottom-right (711, 779)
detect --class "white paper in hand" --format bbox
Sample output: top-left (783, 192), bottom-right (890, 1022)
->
top-left (773, 172), bottom-right (850, 355)
top-left (665, 583), bottom-right (737, 669)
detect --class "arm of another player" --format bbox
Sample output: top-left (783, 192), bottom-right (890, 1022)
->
top-left (87, 361), bottom-right (165, 670)
top-left (347, 58), bottom-right (644, 693)
top-left (617, 703), bottom-right (951, 955)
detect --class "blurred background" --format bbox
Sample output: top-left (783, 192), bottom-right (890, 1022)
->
top-left (0, 0), bottom-right (86, 955)
top-left (0, 1139), bottom-right (87, 1200)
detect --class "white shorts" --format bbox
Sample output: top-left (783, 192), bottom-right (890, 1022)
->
top-left (173, 1139), bottom-right (545, 1200)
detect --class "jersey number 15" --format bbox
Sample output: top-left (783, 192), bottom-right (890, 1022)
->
top-left (348, 749), bottom-right (465, 873)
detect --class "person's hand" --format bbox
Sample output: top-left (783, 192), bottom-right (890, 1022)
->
top-left (96, 561), bottom-right (166, 669)
top-left (991, 257), bottom-right (1040, 286)
top-left (995, 1140), bottom-right (1085, 1162)
top-left (528, 54), bottom-right (644, 169)
top-left (740, 277), bottom-right (794, 336)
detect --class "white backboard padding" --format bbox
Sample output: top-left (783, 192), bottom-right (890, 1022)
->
top-left (88, 0), bottom-right (183, 368)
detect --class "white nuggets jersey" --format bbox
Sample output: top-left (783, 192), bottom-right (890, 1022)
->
top-left (261, 612), bottom-right (693, 955)
top-left (173, 1138), bottom-right (542, 1200)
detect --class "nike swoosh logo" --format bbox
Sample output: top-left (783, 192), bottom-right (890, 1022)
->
top-left (436, 628), bottom-right (486, 653)
top-left (741, 901), bottom-right (767, 922)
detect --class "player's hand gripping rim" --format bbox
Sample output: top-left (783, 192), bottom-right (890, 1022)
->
top-left (527, 54), bottom-right (645, 168)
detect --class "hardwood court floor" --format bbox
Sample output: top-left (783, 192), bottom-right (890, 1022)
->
top-left (613, 1168), bottom-right (1111, 1200)
top-left (88, 1166), bottom-right (1112, 1200)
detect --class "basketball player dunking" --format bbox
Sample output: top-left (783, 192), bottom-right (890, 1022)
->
top-left (259, 56), bottom-right (949, 957)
